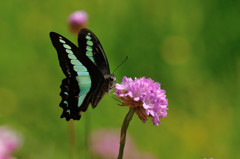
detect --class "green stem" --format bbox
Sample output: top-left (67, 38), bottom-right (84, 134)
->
top-left (117, 108), bottom-right (136, 159)
top-left (84, 111), bottom-right (90, 159)
top-left (68, 120), bottom-right (77, 159)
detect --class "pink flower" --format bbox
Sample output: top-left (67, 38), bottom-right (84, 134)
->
top-left (89, 129), bottom-right (157, 159)
top-left (114, 76), bottom-right (168, 126)
top-left (0, 126), bottom-right (22, 158)
top-left (68, 10), bottom-right (88, 34)
top-left (89, 129), bottom-right (137, 159)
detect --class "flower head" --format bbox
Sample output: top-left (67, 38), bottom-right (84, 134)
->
top-left (114, 76), bottom-right (168, 126)
top-left (68, 10), bottom-right (88, 34)
top-left (0, 126), bottom-right (22, 158)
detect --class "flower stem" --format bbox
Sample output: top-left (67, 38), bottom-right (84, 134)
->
top-left (117, 108), bottom-right (136, 159)
top-left (68, 120), bottom-right (77, 159)
top-left (84, 111), bottom-right (90, 159)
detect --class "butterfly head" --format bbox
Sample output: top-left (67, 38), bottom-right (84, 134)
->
top-left (110, 74), bottom-right (116, 84)
top-left (104, 74), bottom-right (116, 92)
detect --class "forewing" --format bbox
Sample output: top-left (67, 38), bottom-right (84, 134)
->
top-left (78, 28), bottom-right (110, 75)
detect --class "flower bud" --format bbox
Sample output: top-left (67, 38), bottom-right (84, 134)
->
top-left (68, 10), bottom-right (88, 34)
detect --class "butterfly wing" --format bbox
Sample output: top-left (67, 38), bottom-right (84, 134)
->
top-left (78, 28), bottom-right (110, 76)
top-left (77, 29), bottom-right (116, 108)
top-left (50, 32), bottom-right (105, 120)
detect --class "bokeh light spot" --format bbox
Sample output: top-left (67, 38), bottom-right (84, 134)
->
top-left (160, 36), bottom-right (191, 65)
top-left (179, 121), bottom-right (208, 151)
top-left (0, 87), bottom-right (17, 117)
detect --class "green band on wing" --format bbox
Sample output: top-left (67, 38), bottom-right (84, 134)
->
top-left (73, 65), bottom-right (88, 72)
top-left (78, 94), bottom-right (87, 107)
top-left (77, 71), bottom-right (90, 76)
top-left (76, 75), bottom-right (91, 108)
top-left (68, 54), bottom-right (77, 60)
top-left (66, 49), bottom-right (73, 54)
top-left (79, 84), bottom-right (91, 94)
top-left (86, 35), bottom-right (91, 40)
top-left (76, 75), bottom-right (91, 85)
top-left (87, 40), bottom-right (93, 46)
top-left (71, 60), bottom-right (82, 66)
top-left (59, 39), bottom-right (66, 43)
top-left (88, 56), bottom-right (95, 63)
top-left (63, 44), bottom-right (71, 49)
top-left (86, 51), bottom-right (93, 56)
top-left (86, 46), bottom-right (93, 51)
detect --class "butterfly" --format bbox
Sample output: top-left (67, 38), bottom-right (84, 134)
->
top-left (49, 28), bottom-right (116, 121)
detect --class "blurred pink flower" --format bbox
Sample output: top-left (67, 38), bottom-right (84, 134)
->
top-left (68, 10), bottom-right (88, 34)
top-left (0, 126), bottom-right (22, 159)
top-left (89, 129), bottom-right (157, 159)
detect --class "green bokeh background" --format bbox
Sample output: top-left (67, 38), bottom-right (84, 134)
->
top-left (1, 0), bottom-right (240, 158)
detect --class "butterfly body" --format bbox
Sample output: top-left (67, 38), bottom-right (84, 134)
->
top-left (50, 29), bottom-right (115, 121)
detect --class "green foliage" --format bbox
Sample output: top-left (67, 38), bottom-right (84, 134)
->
top-left (0, 0), bottom-right (239, 158)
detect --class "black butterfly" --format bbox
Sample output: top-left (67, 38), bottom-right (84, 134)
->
top-left (49, 28), bottom-right (116, 121)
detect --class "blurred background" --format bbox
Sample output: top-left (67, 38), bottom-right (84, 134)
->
top-left (0, 0), bottom-right (240, 158)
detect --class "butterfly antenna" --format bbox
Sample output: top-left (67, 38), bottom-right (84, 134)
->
top-left (112, 56), bottom-right (128, 74)
top-left (107, 92), bottom-right (123, 104)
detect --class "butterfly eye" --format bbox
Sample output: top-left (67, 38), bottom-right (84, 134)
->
top-left (110, 75), bottom-right (116, 82)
